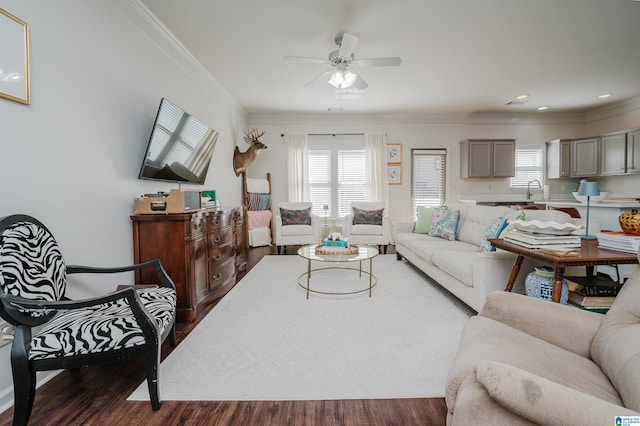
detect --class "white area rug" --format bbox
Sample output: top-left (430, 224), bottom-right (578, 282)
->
top-left (128, 254), bottom-right (472, 401)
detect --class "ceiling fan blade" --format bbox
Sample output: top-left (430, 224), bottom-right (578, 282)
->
top-left (355, 57), bottom-right (403, 67)
top-left (353, 75), bottom-right (368, 90)
top-left (304, 68), bottom-right (334, 88)
top-left (338, 33), bottom-right (359, 58)
top-left (284, 56), bottom-right (330, 65)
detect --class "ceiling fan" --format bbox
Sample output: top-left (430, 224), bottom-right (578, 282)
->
top-left (284, 33), bottom-right (402, 91)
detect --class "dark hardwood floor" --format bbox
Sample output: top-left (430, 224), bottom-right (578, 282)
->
top-left (0, 245), bottom-right (448, 426)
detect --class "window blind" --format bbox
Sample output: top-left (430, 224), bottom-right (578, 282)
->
top-left (510, 149), bottom-right (544, 188)
top-left (411, 149), bottom-right (446, 219)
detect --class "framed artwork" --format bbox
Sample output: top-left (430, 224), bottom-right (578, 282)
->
top-left (386, 144), bottom-right (402, 163)
top-left (0, 8), bottom-right (30, 105)
top-left (388, 165), bottom-right (402, 185)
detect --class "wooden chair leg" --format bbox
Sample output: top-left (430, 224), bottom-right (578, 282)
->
top-left (145, 338), bottom-right (162, 411)
top-left (11, 326), bottom-right (36, 426)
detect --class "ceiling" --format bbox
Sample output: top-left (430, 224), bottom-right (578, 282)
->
top-left (142, 0), bottom-right (640, 116)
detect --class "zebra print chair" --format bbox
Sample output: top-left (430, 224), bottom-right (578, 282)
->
top-left (0, 214), bottom-right (177, 426)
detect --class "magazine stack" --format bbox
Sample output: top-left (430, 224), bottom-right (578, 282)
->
top-left (503, 229), bottom-right (581, 250)
top-left (597, 231), bottom-right (640, 253)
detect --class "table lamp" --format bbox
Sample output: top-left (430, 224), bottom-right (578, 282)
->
top-left (323, 204), bottom-right (329, 228)
top-left (578, 179), bottom-right (599, 250)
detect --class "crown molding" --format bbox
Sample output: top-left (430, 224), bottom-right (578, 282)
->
top-left (584, 96), bottom-right (640, 124)
top-left (108, 0), bottom-right (245, 114)
top-left (249, 111), bottom-right (585, 127)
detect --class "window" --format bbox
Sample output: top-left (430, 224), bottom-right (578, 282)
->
top-left (411, 149), bottom-right (446, 219)
top-left (510, 148), bottom-right (544, 188)
top-left (308, 136), bottom-right (366, 218)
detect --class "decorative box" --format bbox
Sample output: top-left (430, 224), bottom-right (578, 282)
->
top-left (323, 238), bottom-right (348, 247)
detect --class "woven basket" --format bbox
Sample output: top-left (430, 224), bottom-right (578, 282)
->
top-left (619, 211), bottom-right (640, 235)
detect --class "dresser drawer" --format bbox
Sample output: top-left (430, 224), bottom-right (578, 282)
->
top-left (208, 241), bottom-right (234, 268)
top-left (207, 212), bottom-right (232, 229)
top-left (190, 211), bottom-right (207, 237)
top-left (208, 226), bottom-right (234, 248)
top-left (208, 257), bottom-right (236, 291)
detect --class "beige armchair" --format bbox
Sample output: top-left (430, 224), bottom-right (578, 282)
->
top-left (342, 202), bottom-right (391, 253)
top-left (274, 202), bottom-right (321, 254)
top-left (446, 249), bottom-right (640, 425)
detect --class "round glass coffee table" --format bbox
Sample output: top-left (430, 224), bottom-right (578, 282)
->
top-left (296, 244), bottom-right (379, 299)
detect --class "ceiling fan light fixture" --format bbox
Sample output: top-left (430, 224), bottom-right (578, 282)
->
top-left (329, 69), bottom-right (357, 89)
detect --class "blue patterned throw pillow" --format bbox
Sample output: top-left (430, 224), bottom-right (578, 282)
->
top-left (352, 207), bottom-right (384, 225)
top-left (480, 217), bottom-right (509, 252)
top-left (429, 207), bottom-right (460, 241)
top-left (280, 207), bottom-right (311, 226)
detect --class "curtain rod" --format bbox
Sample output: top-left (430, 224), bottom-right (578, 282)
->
top-left (280, 133), bottom-right (366, 137)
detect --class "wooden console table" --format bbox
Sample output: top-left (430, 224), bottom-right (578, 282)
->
top-left (489, 238), bottom-right (638, 303)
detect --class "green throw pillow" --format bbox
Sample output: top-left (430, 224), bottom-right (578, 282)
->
top-left (413, 206), bottom-right (435, 233)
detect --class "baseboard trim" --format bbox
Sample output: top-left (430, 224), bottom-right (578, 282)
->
top-left (0, 370), bottom-right (61, 415)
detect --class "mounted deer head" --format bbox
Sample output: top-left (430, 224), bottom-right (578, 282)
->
top-left (233, 129), bottom-right (268, 176)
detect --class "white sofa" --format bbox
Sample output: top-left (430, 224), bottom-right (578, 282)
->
top-left (395, 203), bottom-right (574, 312)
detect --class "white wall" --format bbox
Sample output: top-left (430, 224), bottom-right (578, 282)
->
top-left (0, 0), bottom-right (247, 410)
top-left (249, 102), bottom-right (640, 228)
top-left (248, 112), bottom-right (588, 227)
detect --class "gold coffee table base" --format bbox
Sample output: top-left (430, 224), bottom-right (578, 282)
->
top-left (297, 266), bottom-right (377, 298)
top-left (296, 245), bottom-right (379, 299)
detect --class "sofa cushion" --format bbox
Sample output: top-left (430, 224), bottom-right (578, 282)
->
top-left (480, 217), bottom-right (509, 252)
top-left (410, 236), bottom-right (475, 264)
top-left (280, 224), bottom-right (314, 236)
top-left (591, 260), bottom-right (640, 412)
top-left (413, 206), bottom-right (435, 234)
top-left (446, 316), bottom-right (622, 412)
top-left (429, 207), bottom-right (460, 241)
top-left (352, 207), bottom-right (383, 225)
top-left (432, 249), bottom-right (480, 287)
top-left (350, 224), bottom-right (383, 236)
top-left (457, 205), bottom-right (513, 246)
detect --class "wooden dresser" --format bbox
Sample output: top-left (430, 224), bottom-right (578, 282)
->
top-left (131, 206), bottom-right (245, 323)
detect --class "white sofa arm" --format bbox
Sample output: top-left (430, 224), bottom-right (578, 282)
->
top-left (342, 214), bottom-right (354, 237)
top-left (395, 222), bottom-right (415, 238)
top-left (479, 291), bottom-right (603, 358)
top-left (475, 360), bottom-right (639, 425)
top-left (471, 250), bottom-right (526, 311)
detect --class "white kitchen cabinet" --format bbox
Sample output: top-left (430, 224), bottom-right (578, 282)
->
top-left (546, 139), bottom-right (572, 179)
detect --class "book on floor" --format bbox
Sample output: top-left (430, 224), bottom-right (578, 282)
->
top-left (565, 273), bottom-right (623, 296)
top-left (567, 291), bottom-right (615, 308)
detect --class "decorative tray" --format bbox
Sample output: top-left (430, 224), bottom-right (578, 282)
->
top-left (315, 244), bottom-right (359, 255)
top-left (512, 219), bottom-right (583, 236)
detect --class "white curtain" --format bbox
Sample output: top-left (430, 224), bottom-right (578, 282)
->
top-left (284, 133), bottom-right (309, 202)
top-left (364, 132), bottom-right (389, 205)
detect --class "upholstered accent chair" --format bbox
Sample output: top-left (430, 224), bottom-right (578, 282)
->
top-left (274, 202), bottom-right (321, 254)
top-left (343, 202), bottom-right (391, 254)
top-left (0, 214), bottom-right (176, 426)
top-left (446, 249), bottom-right (640, 424)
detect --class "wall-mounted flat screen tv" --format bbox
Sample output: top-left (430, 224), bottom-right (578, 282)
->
top-left (138, 98), bottom-right (218, 185)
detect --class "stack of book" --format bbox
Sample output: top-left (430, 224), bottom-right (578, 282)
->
top-left (565, 274), bottom-right (622, 312)
top-left (503, 229), bottom-right (581, 250)
top-left (597, 231), bottom-right (640, 253)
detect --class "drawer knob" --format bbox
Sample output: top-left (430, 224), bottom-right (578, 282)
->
top-left (213, 273), bottom-right (222, 281)
top-left (214, 236), bottom-right (221, 243)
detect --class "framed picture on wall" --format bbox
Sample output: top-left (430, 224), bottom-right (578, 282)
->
top-left (386, 144), bottom-right (402, 163)
top-left (0, 8), bottom-right (30, 105)
top-left (388, 165), bottom-right (402, 185)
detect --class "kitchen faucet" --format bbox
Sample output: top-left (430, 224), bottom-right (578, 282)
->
top-left (527, 179), bottom-right (542, 200)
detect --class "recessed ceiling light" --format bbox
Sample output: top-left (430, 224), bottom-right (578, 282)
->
top-left (598, 93), bottom-right (612, 99)
top-left (516, 94), bottom-right (529, 100)
top-left (537, 106), bottom-right (549, 111)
